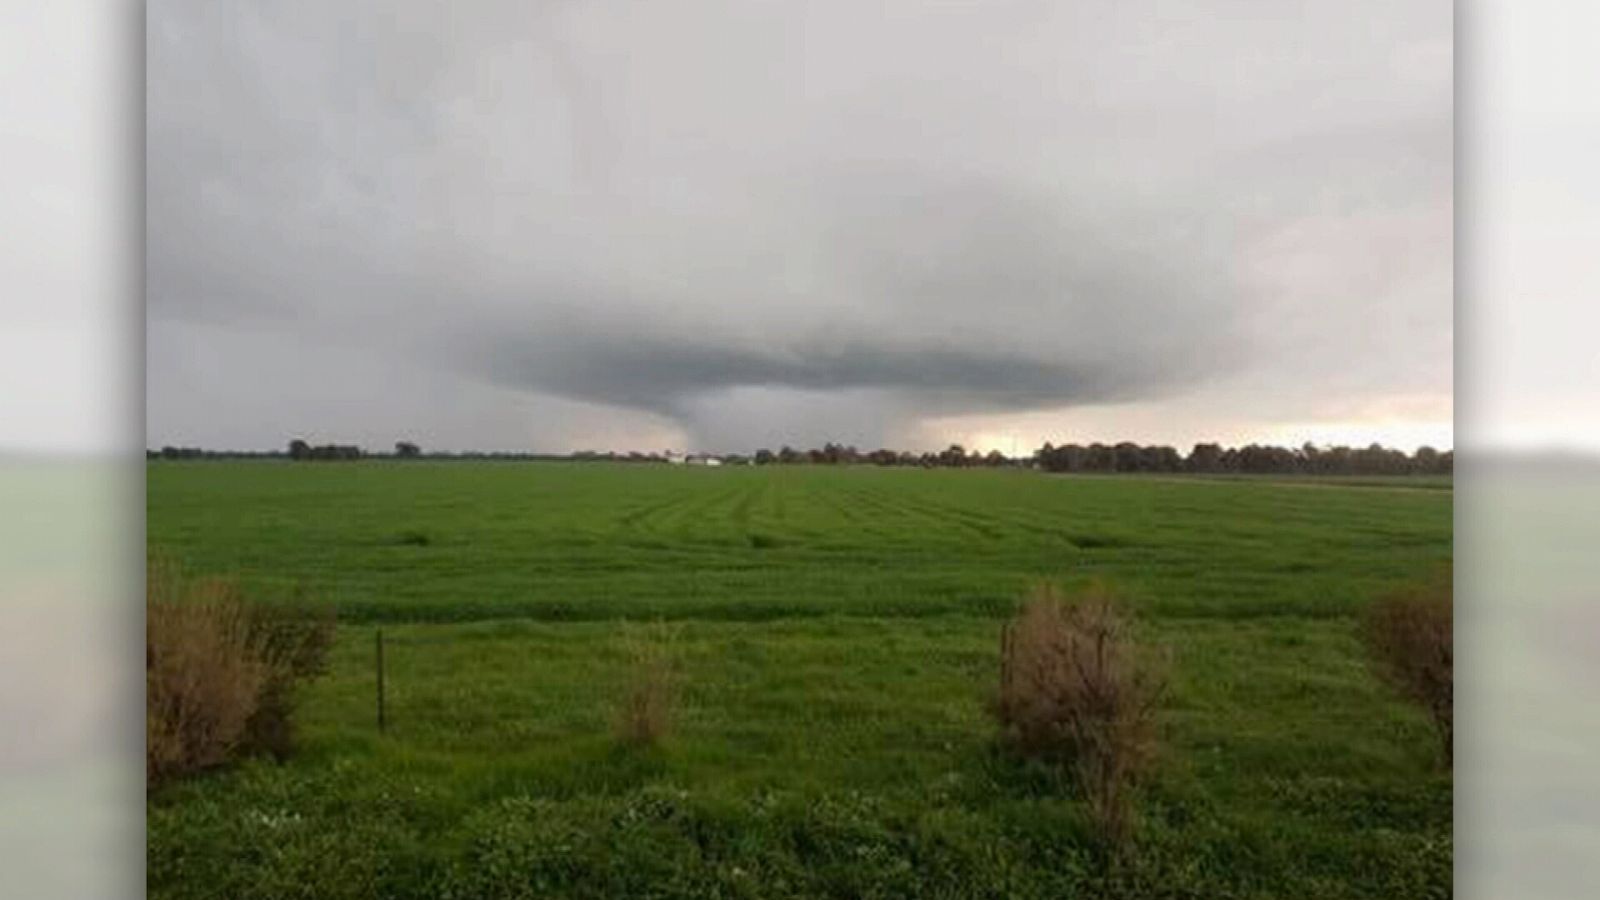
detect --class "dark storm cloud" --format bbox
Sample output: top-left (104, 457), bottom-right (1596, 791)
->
top-left (475, 329), bottom-right (1130, 415)
top-left (146, 0), bottom-right (1451, 451)
top-left (444, 163), bottom-right (1246, 422)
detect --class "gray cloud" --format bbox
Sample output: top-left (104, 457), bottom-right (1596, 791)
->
top-left (147, 0), bottom-right (1451, 452)
top-left (476, 329), bottom-right (1127, 415)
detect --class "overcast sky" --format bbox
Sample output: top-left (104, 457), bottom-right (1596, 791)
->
top-left (146, 0), bottom-right (1452, 454)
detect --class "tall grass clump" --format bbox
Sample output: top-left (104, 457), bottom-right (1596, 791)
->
top-left (1359, 574), bottom-right (1452, 765)
top-left (146, 558), bottom-right (333, 786)
top-left (992, 583), bottom-right (1164, 850)
top-left (614, 621), bottom-right (680, 747)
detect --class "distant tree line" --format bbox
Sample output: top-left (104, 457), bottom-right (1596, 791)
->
top-left (1034, 441), bottom-right (1451, 476)
top-left (751, 443), bottom-right (1016, 469)
top-left (746, 440), bottom-right (1451, 476)
top-left (286, 439), bottom-right (362, 461)
top-left (148, 440), bottom-right (387, 461)
top-left (149, 446), bottom-right (235, 460)
top-left (148, 437), bottom-right (1451, 476)
top-left (148, 440), bottom-right (620, 463)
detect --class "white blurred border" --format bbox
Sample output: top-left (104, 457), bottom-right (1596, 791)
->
top-left (0, 3), bottom-right (144, 900)
top-left (1, 3), bottom-right (1598, 899)
top-left (1457, 3), bottom-right (1600, 899)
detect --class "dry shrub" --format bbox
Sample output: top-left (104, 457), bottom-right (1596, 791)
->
top-left (146, 568), bottom-right (266, 785)
top-left (992, 583), bottom-right (1164, 848)
top-left (615, 622), bottom-right (680, 747)
top-left (1360, 575), bottom-right (1452, 764)
top-left (146, 559), bottom-right (334, 786)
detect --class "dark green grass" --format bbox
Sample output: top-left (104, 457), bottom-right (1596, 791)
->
top-left (146, 463), bottom-right (1452, 898)
top-left (148, 462), bottom-right (1450, 623)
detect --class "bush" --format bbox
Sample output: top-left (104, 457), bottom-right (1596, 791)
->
top-left (1359, 576), bottom-right (1452, 764)
top-left (992, 583), bottom-right (1164, 849)
top-left (147, 571), bottom-right (268, 785)
top-left (146, 559), bottom-right (334, 786)
top-left (241, 594), bottom-right (336, 759)
top-left (615, 622), bottom-right (680, 747)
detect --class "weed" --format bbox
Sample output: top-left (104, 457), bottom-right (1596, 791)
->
top-left (992, 583), bottom-right (1164, 850)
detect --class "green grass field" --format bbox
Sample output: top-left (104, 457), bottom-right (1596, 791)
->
top-left (147, 462), bottom-right (1452, 899)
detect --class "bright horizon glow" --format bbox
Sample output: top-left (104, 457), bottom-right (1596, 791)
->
top-left (949, 423), bottom-right (1452, 458)
top-left (922, 396), bottom-right (1454, 458)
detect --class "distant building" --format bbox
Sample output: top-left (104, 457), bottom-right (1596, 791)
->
top-left (685, 454), bottom-right (722, 467)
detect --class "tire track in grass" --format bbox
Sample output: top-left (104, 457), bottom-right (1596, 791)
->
top-left (704, 481), bottom-right (767, 549)
top-left (890, 483), bottom-right (1123, 555)
top-left (636, 480), bottom-right (745, 542)
top-left (847, 491), bottom-right (993, 550)
top-left (810, 481), bottom-right (902, 542)
top-left (940, 504), bottom-right (1019, 542)
top-left (735, 478), bottom-right (795, 551)
top-left (843, 481), bottom-right (962, 531)
top-left (836, 485), bottom-right (961, 545)
top-left (766, 475), bottom-right (844, 543)
top-left (935, 486), bottom-right (1130, 550)
top-left (771, 472), bottom-right (790, 524)
top-left (885, 492), bottom-right (1010, 543)
top-left (657, 482), bottom-right (750, 545)
top-left (615, 492), bottom-right (686, 530)
top-left (614, 481), bottom-right (719, 551)
top-left (738, 471), bottom-right (813, 548)
top-left (730, 478), bottom-right (760, 530)
top-left (925, 482), bottom-right (1093, 544)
